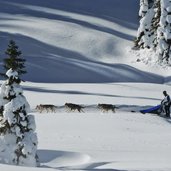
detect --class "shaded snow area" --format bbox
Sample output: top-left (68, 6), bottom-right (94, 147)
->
top-left (0, 0), bottom-right (146, 83)
top-left (0, 0), bottom-right (171, 82)
top-left (0, 82), bottom-right (171, 171)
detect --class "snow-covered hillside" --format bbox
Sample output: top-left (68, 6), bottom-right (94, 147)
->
top-left (1, 0), bottom-right (171, 83)
top-left (0, 0), bottom-right (151, 83)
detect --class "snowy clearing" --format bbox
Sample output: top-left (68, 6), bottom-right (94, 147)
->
top-left (8, 82), bottom-right (171, 171)
top-left (0, 81), bottom-right (171, 171)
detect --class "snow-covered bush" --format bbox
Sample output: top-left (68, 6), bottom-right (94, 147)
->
top-left (0, 69), bottom-right (39, 166)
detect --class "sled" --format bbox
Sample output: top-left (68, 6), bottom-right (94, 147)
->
top-left (140, 105), bottom-right (161, 114)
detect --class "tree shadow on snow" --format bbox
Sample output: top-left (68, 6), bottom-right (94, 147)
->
top-left (0, 2), bottom-right (135, 41)
top-left (0, 32), bottom-right (164, 83)
top-left (23, 86), bottom-right (161, 102)
top-left (0, 0), bottom-right (163, 84)
top-left (0, 1), bottom-right (164, 84)
top-left (0, 0), bottom-right (139, 29)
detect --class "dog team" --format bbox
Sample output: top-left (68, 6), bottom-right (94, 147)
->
top-left (35, 103), bottom-right (117, 113)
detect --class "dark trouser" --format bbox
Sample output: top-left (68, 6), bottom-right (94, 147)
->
top-left (164, 105), bottom-right (170, 117)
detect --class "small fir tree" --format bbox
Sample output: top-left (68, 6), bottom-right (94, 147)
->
top-left (0, 69), bottom-right (39, 166)
top-left (3, 40), bottom-right (26, 77)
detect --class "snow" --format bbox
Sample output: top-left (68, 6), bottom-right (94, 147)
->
top-left (6, 69), bottom-right (18, 78)
top-left (139, 0), bottom-right (149, 17)
top-left (0, 0), bottom-right (140, 83)
top-left (0, 0), bottom-right (171, 170)
top-left (0, 82), bottom-right (8, 107)
top-left (0, 81), bottom-right (170, 171)
top-left (166, 15), bottom-right (171, 23)
top-left (0, 0), bottom-right (170, 81)
top-left (166, 6), bottom-right (171, 12)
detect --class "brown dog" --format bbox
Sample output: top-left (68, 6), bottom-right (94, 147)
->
top-left (65, 103), bottom-right (84, 112)
top-left (36, 104), bottom-right (57, 113)
top-left (98, 104), bottom-right (116, 113)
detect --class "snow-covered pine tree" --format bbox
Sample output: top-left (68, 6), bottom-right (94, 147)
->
top-left (135, 0), bottom-right (171, 64)
top-left (156, 0), bottom-right (171, 63)
top-left (135, 0), bottom-right (155, 49)
top-left (0, 69), bottom-right (39, 166)
top-left (150, 0), bottom-right (161, 48)
top-left (0, 79), bottom-right (9, 134)
top-left (2, 40), bottom-right (26, 77)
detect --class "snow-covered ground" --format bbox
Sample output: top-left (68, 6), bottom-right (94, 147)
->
top-left (1, 82), bottom-right (171, 171)
top-left (1, 0), bottom-right (171, 170)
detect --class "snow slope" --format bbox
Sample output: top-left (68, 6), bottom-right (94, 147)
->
top-left (0, 0), bottom-right (153, 83)
top-left (1, 0), bottom-right (171, 83)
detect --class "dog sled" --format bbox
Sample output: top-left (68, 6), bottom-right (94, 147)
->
top-left (140, 105), bottom-right (161, 114)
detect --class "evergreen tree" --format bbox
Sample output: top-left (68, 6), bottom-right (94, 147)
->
top-left (135, 0), bottom-right (155, 49)
top-left (156, 0), bottom-right (171, 63)
top-left (135, 0), bottom-right (171, 64)
top-left (150, 0), bottom-right (161, 48)
top-left (0, 69), bottom-right (39, 166)
top-left (2, 40), bottom-right (26, 77)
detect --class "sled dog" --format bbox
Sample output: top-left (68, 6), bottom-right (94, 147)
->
top-left (98, 103), bottom-right (116, 112)
top-left (36, 104), bottom-right (57, 113)
top-left (65, 103), bottom-right (84, 112)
